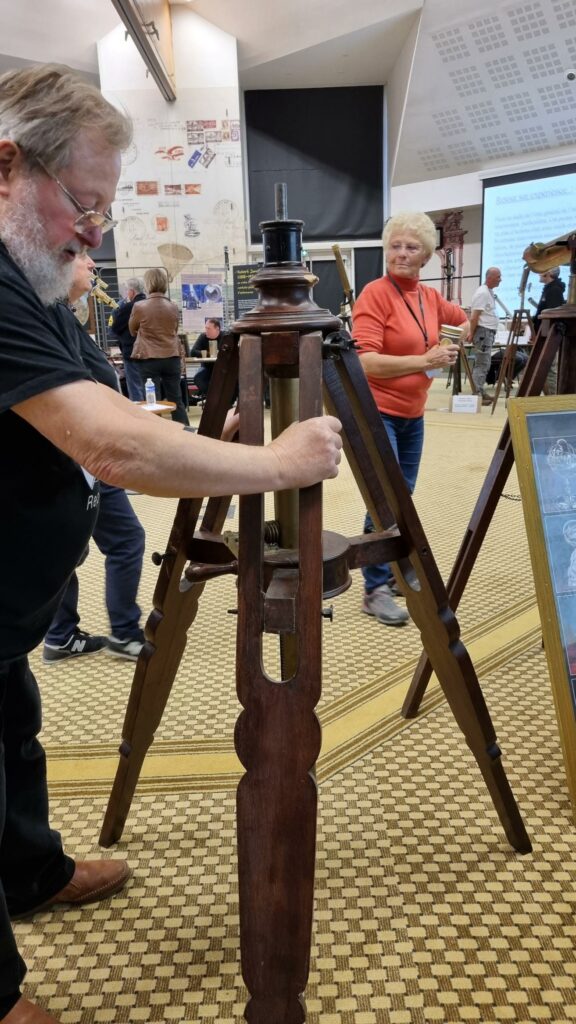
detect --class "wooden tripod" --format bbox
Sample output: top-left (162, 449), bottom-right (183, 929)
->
top-left (402, 306), bottom-right (576, 719)
top-left (490, 308), bottom-right (534, 412)
top-left (100, 214), bottom-right (531, 1024)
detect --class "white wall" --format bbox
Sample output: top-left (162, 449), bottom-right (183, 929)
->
top-left (98, 8), bottom-right (246, 289)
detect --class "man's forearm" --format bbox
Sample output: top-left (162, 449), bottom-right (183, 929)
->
top-left (469, 308), bottom-right (482, 333)
top-left (14, 380), bottom-right (342, 498)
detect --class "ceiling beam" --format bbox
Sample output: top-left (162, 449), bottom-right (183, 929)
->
top-left (109, 0), bottom-right (176, 101)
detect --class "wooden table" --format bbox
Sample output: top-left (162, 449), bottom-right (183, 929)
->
top-left (136, 400), bottom-right (177, 417)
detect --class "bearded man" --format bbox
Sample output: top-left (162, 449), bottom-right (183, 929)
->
top-left (0, 64), bottom-right (342, 1023)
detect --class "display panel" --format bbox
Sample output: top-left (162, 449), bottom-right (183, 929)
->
top-left (509, 396), bottom-right (576, 820)
top-left (482, 165), bottom-right (575, 313)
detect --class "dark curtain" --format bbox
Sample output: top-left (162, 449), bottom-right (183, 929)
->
top-left (311, 260), bottom-right (343, 318)
top-left (354, 247), bottom-right (383, 299)
top-left (245, 87), bottom-right (384, 243)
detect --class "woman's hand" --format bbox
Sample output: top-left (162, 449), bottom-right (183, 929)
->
top-left (424, 343), bottom-right (459, 370)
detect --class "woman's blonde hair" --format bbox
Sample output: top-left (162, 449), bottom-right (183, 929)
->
top-left (144, 268), bottom-right (169, 294)
top-left (382, 211), bottom-right (438, 260)
top-left (0, 64), bottom-right (132, 174)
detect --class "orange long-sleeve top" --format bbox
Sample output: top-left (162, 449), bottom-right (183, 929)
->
top-left (353, 273), bottom-right (467, 418)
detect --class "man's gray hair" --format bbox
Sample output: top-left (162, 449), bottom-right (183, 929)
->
top-left (547, 267), bottom-right (561, 278)
top-left (0, 63), bottom-right (132, 173)
top-left (126, 277), bottom-right (145, 293)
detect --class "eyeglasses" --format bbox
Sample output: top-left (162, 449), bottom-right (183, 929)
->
top-left (34, 156), bottom-right (117, 235)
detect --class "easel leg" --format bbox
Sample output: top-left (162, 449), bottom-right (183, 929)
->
top-left (322, 344), bottom-right (531, 852)
top-left (236, 334), bottom-right (323, 1023)
top-left (402, 325), bottom-right (563, 719)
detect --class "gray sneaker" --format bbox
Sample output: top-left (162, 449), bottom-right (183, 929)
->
top-left (362, 585), bottom-right (409, 626)
top-left (106, 637), bottom-right (144, 661)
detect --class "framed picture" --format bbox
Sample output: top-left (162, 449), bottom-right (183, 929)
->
top-left (509, 395), bottom-right (576, 819)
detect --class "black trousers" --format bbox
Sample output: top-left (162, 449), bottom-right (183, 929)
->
top-left (136, 356), bottom-right (190, 425)
top-left (0, 659), bottom-right (75, 996)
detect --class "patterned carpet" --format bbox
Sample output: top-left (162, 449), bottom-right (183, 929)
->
top-left (17, 382), bottom-right (576, 1022)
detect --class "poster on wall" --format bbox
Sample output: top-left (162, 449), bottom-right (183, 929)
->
top-left (233, 264), bottom-right (259, 318)
top-left (181, 272), bottom-right (225, 332)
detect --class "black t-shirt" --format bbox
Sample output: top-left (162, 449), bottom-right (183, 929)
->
top-left (50, 301), bottom-right (120, 392)
top-left (0, 241), bottom-right (99, 661)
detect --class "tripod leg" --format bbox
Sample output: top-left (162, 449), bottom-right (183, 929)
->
top-left (402, 324), bottom-right (563, 718)
top-left (236, 333), bottom-right (324, 1024)
top-left (100, 343), bottom-right (240, 847)
top-left (322, 347), bottom-right (530, 851)
top-left (459, 341), bottom-right (476, 392)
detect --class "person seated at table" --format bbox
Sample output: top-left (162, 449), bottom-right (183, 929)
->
top-left (190, 317), bottom-right (228, 399)
top-left (485, 346), bottom-right (528, 388)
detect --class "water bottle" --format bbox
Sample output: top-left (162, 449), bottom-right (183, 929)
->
top-left (145, 378), bottom-right (156, 405)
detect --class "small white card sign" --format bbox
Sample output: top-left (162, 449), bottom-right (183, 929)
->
top-left (450, 394), bottom-right (481, 414)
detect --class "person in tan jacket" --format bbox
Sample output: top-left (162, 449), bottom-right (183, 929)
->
top-left (129, 267), bottom-right (189, 424)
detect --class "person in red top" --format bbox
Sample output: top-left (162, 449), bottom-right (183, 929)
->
top-left (353, 210), bottom-right (469, 626)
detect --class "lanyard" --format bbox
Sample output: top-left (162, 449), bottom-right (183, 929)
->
top-left (387, 275), bottom-right (429, 349)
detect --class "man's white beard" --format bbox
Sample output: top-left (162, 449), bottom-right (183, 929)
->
top-left (0, 179), bottom-right (78, 306)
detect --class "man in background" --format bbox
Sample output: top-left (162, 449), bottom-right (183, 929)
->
top-left (190, 316), bottom-right (227, 399)
top-left (43, 254), bottom-right (146, 665)
top-left (533, 266), bottom-right (566, 395)
top-left (109, 276), bottom-right (146, 399)
top-left (469, 266), bottom-right (502, 405)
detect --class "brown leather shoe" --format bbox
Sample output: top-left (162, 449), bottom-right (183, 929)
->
top-left (11, 860), bottom-right (131, 920)
top-left (2, 998), bottom-right (59, 1022)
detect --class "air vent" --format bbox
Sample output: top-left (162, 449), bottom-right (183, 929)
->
top-left (501, 91), bottom-right (539, 121)
top-left (432, 110), bottom-right (467, 136)
top-left (464, 101), bottom-right (502, 130)
top-left (552, 0), bottom-right (576, 30)
top-left (506, 2), bottom-right (550, 42)
top-left (417, 148), bottom-right (450, 173)
top-left (539, 82), bottom-right (575, 113)
top-left (523, 43), bottom-right (563, 78)
top-left (447, 142), bottom-right (480, 165)
top-left (449, 67), bottom-right (486, 97)
top-left (550, 118), bottom-right (576, 145)
top-left (479, 134), bottom-right (516, 158)
top-left (514, 125), bottom-right (549, 150)
top-left (485, 56), bottom-right (524, 88)
top-left (468, 16), bottom-right (508, 53)
top-left (432, 28), bottom-right (471, 62)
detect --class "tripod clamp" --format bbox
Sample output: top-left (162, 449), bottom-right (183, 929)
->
top-left (322, 328), bottom-right (358, 358)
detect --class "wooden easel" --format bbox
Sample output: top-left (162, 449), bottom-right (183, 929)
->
top-left (100, 204), bottom-right (531, 1024)
top-left (403, 306), bottom-right (576, 720)
top-left (490, 308), bottom-right (533, 412)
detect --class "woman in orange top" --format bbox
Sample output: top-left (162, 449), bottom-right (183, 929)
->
top-left (353, 211), bottom-right (468, 626)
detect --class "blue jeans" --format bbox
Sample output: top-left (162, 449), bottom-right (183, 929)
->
top-left (362, 413), bottom-right (424, 593)
top-left (45, 484), bottom-right (145, 644)
top-left (123, 357), bottom-right (145, 401)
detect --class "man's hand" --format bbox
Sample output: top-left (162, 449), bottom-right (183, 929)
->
top-left (266, 415), bottom-right (343, 488)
